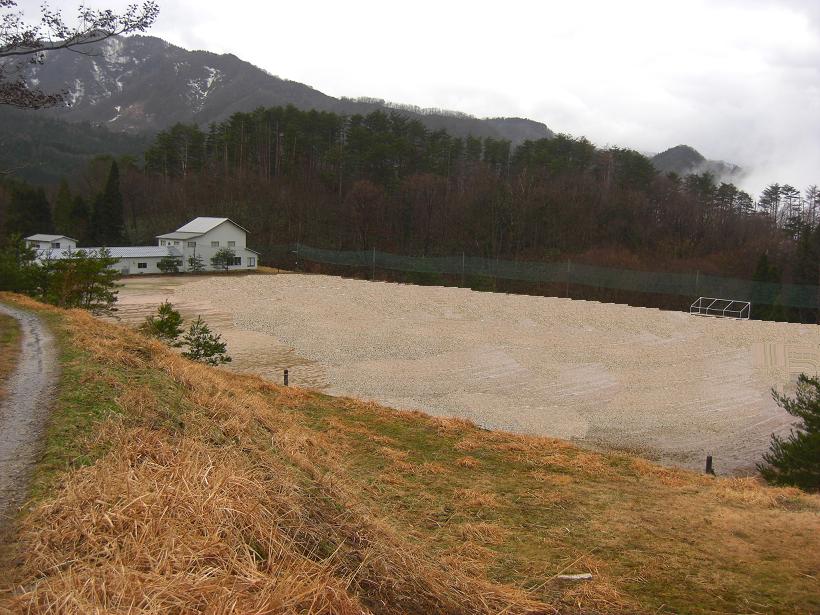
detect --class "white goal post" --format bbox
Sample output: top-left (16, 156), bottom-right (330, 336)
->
top-left (690, 297), bottom-right (751, 320)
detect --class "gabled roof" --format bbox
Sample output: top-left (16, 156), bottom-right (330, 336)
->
top-left (174, 217), bottom-right (249, 234)
top-left (155, 232), bottom-right (202, 240)
top-left (25, 234), bottom-right (78, 243)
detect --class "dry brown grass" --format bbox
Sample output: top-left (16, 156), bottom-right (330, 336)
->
top-left (0, 302), bottom-right (550, 615)
top-left (1, 294), bottom-right (819, 614)
top-left (9, 426), bottom-right (368, 614)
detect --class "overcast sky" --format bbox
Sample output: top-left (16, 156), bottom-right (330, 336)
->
top-left (24, 0), bottom-right (820, 194)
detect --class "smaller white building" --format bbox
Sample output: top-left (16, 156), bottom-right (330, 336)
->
top-left (25, 234), bottom-right (78, 251)
top-left (30, 217), bottom-right (260, 275)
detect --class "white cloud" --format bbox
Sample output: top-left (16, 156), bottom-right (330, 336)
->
top-left (18, 0), bottom-right (820, 194)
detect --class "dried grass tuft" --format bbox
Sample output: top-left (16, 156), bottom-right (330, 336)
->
top-left (456, 456), bottom-right (481, 469)
top-left (454, 488), bottom-right (500, 509)
top-left (456, 522), bottom-right (509, 545)
top-left (454, 437), bottom-right (481, 452)
top-left (714, 477), bottom-right (818, 510)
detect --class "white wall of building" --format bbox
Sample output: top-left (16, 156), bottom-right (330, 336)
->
top-left (159, 221), bottom-right (258, 271)
top-left (115, 256), bottom-right (179, 275)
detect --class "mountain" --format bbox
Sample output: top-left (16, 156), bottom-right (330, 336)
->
top-left (15, 35), bottom-right (552, 144)
top-left (651, 145), bottom-right (743, 182)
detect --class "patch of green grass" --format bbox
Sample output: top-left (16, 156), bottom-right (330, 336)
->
top-left (0, 313), bottom-right (21, 396)
top-left (270, 392), bottom-right (820, 614)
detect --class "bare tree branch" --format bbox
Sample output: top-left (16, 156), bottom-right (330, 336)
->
top-left (0, 1), bottom-right (159, 108)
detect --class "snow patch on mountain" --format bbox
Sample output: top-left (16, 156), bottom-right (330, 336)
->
top-left (67, 79), bottom-right (85, 106)
top-left (103, 37), bottom-right (129, 65)
top-left (187, 66), bottom-right (223, 111)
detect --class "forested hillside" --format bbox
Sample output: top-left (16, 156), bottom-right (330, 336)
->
top-left (2, 105), bottom-right (818, 320)
top-left (0, 107), bottom-right (150, 184)
top-left (131, 107), bottom-right (816, 275)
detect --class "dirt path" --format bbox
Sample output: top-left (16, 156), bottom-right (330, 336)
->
top-left (0, 303), bottom-right (58, 528)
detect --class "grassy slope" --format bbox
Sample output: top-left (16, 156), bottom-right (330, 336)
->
top-left (0, 314), bottom-right (21, 400)
top-left (0, 293), bottom-right (818, 614)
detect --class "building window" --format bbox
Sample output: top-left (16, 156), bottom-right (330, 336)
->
top-left (174, 241), bottom-right (180, 246)
top-left (249, 257), bottom-right (256, 267)
top-left (231, 257), bottom-right (242, 266)
top-left (52, 242), bottom-right (61, 248)
top-left (159, 240), bottom-right (165, 246)
top-left (187, 241), bottom-right (196, 247)
top-left (137, 262), bottom-right (147, 269)
top-left (228, 241), bottom-right (236, 247)
top-left (211, 241), bottom-right (220, 247)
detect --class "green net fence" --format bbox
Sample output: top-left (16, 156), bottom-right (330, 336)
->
top-left (269, 244), bottom-right (820, 309)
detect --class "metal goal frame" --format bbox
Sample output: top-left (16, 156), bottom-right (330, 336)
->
top-left (689, 297), bottom-right (751, 320)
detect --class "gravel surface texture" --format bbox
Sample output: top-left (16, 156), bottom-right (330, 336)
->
top-left (116, 274), bottom-right (820, 474)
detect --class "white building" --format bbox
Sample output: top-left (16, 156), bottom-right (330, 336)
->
top-left (156, 217), bottom-right (259, 271)
top-left (25, 234), bottom-right (78, 251)
top-left (31, 217), bottom-right (259, 275)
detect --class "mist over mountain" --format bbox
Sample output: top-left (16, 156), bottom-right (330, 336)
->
top-left (650, 145), bottom-right (743, 183)
top-left (16, 35), bottom-right (552, 145)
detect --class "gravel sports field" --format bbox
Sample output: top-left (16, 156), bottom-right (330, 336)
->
top-left (113, 273), bottom-right (820, 474)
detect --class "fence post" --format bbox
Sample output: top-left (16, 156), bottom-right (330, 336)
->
top-left (461, 252), bottom-right (465, 287)
top-left (566, 260), bottom-right (571, 297)
top-left (695, 270), bottom-right (700, 295)
top-left (283, 369), bottom-right (289, 386)
top-left (371, 247), bottom-right (376, 280)
top-left (295, 241), bottom-right (300, 271)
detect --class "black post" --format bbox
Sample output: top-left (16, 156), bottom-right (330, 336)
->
top-left (283, 369), bottom-right (289, 386)
top-left (705, 455), bottom-right (715, 475)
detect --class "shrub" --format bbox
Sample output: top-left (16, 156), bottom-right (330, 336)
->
top-left (210, 247), bottom-right (236, 273)
top-left (157, 256), bottom-right (181, 274)
top-left (757, 374), bottom-right (820, 492)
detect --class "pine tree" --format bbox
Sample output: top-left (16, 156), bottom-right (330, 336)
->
top-left (0, 234), bottom-right (38, 292)
top-left (757, 374), bottom-right (820, 492)
top-left (758, 183), bottom-right (782, 224)
top-left (140, 301), bottom-right (184, 346)
top-left (41, 248), bottom-right (120, 314)
top-left (53, 179), bottom-right (73, 236)
top-left (188, 253), bottom-right (205, 272)
top-left (68, 195), bottom-right (91, 244)
top-left (92, 160), bottom-right (126, 246)
top-left (751, 253), bottom-right (784, 321)
top-left (7, 183), bottom-right (53, 236)
top-left (181, 316), bottom-right (231, 365)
